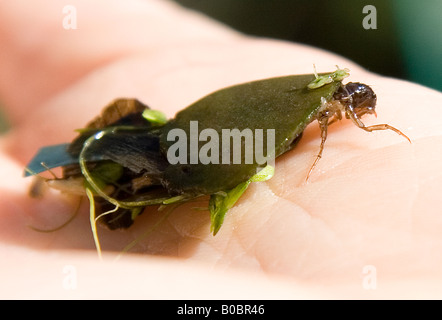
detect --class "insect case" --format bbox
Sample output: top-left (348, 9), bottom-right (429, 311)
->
top-left (25, 68), bottom-right (409, 251)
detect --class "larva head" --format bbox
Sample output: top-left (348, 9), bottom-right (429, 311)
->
top-left (334, 82), bottom-right (377, 118)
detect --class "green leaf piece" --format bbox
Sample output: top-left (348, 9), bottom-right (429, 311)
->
top-left (209, 165), bottom-right (274, 235)
top-left (308, 66), bottom-right (350, 89)
top-left (250, 165), bottom-right (275, 182)
top-left (209, 181), bottom-right (250, 236)
top-left (161, 73), bottom-right (341, 196)
top-left (83, 161), bottom-right (124, 194)
top-left (142, 109), bottom-right (168, 126)
top-left (130, 207), bottom-right (143, 220)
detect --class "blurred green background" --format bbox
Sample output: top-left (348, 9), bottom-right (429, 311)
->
top-left (174, 0), bottom-right (441, 91)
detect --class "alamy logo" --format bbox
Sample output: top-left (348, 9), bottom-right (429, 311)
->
top-left (166, 121), bottom-right (275, 166)
top-left (362, 5), bottom-right (377, 30)
top-left (62, 5), bottom-right (77, 30)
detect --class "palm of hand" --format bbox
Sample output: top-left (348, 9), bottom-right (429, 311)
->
top-left (1, 0), bottom-right (442, 298)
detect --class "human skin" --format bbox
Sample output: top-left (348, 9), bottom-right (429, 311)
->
top-left (1, 0), bottom-right (442, 299)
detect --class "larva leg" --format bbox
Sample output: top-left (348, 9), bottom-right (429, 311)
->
top-left (347, 111), bottom-right (411, 143)
top-left (306, 117), bottom-right (329, 181)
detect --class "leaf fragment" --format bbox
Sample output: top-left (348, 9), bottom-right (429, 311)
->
top-left (142, 109), bottom-right (168, 126)
top-left (209, 165), bottom-right (274, 235)
top-left (308, 66), bottom-right (350, 89)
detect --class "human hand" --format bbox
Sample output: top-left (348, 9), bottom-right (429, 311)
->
top-left (1, 0), bottom-right (442, 299)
